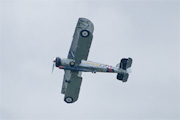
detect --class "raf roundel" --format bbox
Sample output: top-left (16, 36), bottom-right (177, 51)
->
top-left (64, 97), bottom-right (73, 103)
top-left (69, 61), bottom-right (75, 66)
top-left (80, 30), bottom-right (89, 37)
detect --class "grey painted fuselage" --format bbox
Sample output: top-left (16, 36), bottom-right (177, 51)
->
top-left (58, 58), bottom-right (127, 74)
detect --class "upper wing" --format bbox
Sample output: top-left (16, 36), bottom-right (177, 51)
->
top-left (68, 18), bottom-right (94, 65)
top-left (61, 70), bottom-right (82, 103)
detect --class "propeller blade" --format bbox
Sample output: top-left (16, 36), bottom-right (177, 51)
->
top-left (52, 63), bottom-right (55, 73)
top-left (52, 57), bottom-right (56, 74)
top-left (52, 64), bottom-right (54, 73)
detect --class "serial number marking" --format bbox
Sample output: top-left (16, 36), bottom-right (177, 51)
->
top-left (100, 64), bottom-right (113, 68)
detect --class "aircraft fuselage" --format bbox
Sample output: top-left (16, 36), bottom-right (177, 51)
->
top-left (58, 58), bottom-right (127, 74)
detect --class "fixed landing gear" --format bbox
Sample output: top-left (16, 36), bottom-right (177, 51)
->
top-left (92, 70), bottom-right (96, 73)
top-left (65, 80), bottom-right (71, 83)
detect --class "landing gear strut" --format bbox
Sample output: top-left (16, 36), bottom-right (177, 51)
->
top-left (92, 70), bottom-right (96, 73)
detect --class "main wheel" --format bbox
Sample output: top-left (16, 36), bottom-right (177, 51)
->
top-left (80, 30), bottom-right (89, 37)
top-left (64, 97), bottom-right (73, 103)
top-left (69, 61), bottom-right (75, 67)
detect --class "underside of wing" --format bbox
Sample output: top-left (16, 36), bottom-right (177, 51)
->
top-left (61, 70), bottom-right (83, 103)
top-left (68, 18), bottom-right (94, 65)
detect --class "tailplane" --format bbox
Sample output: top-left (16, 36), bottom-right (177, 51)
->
top-left (117, 58), bottom-right (133, 82)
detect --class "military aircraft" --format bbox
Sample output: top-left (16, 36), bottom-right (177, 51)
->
top-left (52, 18), bottom-right (133, 103)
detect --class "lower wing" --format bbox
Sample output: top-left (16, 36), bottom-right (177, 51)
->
top-left (61, 70), bottom-right (82, 103)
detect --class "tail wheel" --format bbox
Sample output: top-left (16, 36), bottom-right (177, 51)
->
top-left (80, 30), bottom-right (89, 37)
top-left (70, 61), bottom-right (75, 67)
top-left (64, 97), bottom-right (73, 103)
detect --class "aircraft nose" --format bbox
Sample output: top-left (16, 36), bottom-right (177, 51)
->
top-left (54, 57), bottom-right (61, 67)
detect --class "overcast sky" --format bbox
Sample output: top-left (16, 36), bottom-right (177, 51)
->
top-left (0, 0), bottom-right (179, 120)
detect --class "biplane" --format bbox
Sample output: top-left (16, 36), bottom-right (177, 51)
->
top-left (52, 18), bottom-right (133, 103)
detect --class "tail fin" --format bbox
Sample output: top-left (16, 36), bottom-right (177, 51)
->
top-left (117, 58), bottom-right (133, 82)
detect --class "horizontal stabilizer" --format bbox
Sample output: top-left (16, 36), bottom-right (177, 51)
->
top-left (120, 58), bottom-right (133, 70)
top-left (117, 73), bottom-right (129, 82)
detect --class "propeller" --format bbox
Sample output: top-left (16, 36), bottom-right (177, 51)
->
top-left (52, 57), bottom-right (61, 74)
top-left (52, 58), bottom-right (56, 73)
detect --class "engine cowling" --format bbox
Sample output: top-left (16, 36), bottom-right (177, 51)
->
top-left (55, 57), bottom-right (61, 67)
